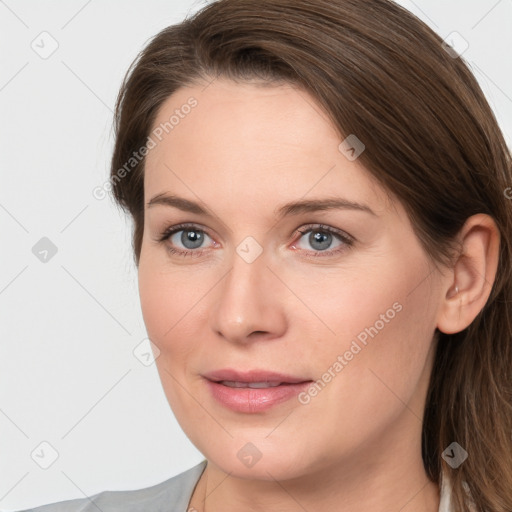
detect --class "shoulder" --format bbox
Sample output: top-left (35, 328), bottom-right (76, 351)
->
top-left (17, 460), bottom-right (207, 512)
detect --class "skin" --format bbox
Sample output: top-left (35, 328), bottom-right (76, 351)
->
top-left (138, 78), bottom-right (500, 512)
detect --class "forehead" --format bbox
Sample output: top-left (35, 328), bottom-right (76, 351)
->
top-left (143, 78), bottom-right (393, 215)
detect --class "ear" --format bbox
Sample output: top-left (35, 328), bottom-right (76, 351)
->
top-left (436, 214), bottom-right (500, 335)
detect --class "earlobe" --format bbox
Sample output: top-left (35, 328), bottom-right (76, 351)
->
top-left (436, 214), bottom-right (500, 335)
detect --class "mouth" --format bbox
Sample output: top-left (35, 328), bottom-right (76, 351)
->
top-left (202, 368), bottom-right (313, 413)
top-left (216, 381), bottom-right (293, 388)
top-left (203, 368), bottom-right (311, 384)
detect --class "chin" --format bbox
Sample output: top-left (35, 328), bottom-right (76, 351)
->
top-left (204, 440), bottom-right (314, 482)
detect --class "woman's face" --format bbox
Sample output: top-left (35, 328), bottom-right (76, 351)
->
top-left (138, 78), bottom-right (444, 480)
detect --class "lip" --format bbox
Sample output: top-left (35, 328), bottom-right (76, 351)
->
top-left (202, 368), bottom-right (309, 384)
top-left (202, 368), bottom-right (313, 413)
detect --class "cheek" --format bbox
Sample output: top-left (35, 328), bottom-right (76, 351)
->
top-left (279, 280), bottom-right (436, 467)
top-left (138, 263), bottom-right (168, 343)
top-left (280, 256), bottom-right (418, 352)
top-left (292, 251), bottom-right (437, 402)
top-left (138, 263), bottom-right (200, 418)
top-left (138, 257), bottom-right (209, 374)
top-left (138, 248), bottom-right (196, 342)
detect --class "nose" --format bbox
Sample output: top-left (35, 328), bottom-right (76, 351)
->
top-left (209, 249), bottom-right (288, 345)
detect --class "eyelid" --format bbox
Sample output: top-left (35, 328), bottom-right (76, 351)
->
top-left (155, 222), bottom-right (215, 244)
top-left (293, 223), bottom-right (354, 243)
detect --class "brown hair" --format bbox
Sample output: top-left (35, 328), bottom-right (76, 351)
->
top-left (109, 1), bottom-right (512, 510)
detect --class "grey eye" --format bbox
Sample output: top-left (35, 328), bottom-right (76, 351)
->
top-left (308, 231), bottom-right (333, 251)
top-left (171, 229), bottom-right (210, 250)
top-left (296, 229), bottom-right (344, 252)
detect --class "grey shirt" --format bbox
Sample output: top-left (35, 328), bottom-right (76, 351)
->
top-left (18, 460), bottom-right (208, 512)
top-left (17, 460), bottom-right (458, 512)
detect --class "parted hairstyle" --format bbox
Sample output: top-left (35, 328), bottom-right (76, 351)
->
top-left (109, 1), bottom-right (512, 510)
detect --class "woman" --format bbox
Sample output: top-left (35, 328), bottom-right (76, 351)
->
top-left (21, 0), bottom-right (512, 511)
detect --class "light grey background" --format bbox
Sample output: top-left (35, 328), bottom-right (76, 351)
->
top-left (1, 0), bottom-right (511, 510)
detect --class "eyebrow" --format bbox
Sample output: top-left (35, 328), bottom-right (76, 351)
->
top-left (146, 193), bottom-right (377, 218)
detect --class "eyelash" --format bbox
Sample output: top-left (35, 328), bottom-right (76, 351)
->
top-left (156, 223), bottom-right (354, 259)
